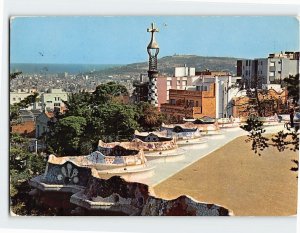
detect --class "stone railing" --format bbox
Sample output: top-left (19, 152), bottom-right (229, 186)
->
top-left (30, 159), bottom-right (233, 216)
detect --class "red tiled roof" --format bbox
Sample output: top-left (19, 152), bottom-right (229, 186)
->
top-left (11, 121), bottom-right (35, 137)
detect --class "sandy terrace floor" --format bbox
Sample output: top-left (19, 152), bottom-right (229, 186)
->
top-left (153, 135), bottom-right (299, 216)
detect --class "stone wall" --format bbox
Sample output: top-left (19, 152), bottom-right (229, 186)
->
top-left (82, 176), bottom-right (231, 216)
top-left (32, 159), bottom-right (233, 216)
top-left (42, 161), bottom-right (91, 186)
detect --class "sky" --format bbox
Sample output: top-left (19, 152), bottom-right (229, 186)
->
top-left (10, 16), bottom-right (299, 64)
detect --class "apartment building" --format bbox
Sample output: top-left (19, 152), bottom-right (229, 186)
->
top-left (40, 88), bottom-right (68, 111)
top-left (237, 51), bottom-right (300, 88)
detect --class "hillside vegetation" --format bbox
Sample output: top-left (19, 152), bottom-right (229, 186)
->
top-left (90, 55), bottom-right (242, 76)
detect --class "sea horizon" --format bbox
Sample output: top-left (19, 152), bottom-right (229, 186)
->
top-left (10, 63), bottom-right (124, 75)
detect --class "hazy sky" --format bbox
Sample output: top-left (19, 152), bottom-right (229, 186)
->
top-left (10, 16), bottom-right (299, 64)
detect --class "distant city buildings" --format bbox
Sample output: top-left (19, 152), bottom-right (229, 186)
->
top-left (10, 88), bottom-right (69, 112)
top-left (160, 82), bottom-right (217, 120)
top-left (237, 51), bottom-right (300, 88)
top-left (10, 50), bottom-right (299, 122)
top-left (133, 66), bottom-right (201, 107)
top-left (160, 73), bottom-right (244, 120)
top-left (10, 88), bottom-right (38, 108)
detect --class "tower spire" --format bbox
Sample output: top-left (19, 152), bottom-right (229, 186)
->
top-left (147, 23), bottom-right (160, 107)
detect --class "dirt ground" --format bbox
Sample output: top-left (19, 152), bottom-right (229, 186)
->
top-left (153, 135), bottom-right (299, 216)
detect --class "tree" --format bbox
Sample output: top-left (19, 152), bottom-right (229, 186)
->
top-left (10, 133), bottom-right (48, 215)
top-left (284, 74), bottom-right (299, 104)
top-left (100, 103), bottom-right (139, 141)
top-left (241, 74), bottom-right (299, 175)
top-left (10, 92), bottom-right (39, 123)
top-left (135, 102), bottom-right (163, 131)
top-left (91, 82), bottom-right (129, 106)
top-left (10, 71), bottom-right (22, 81)
top-left (64, 91), bottom-right (92, 117)
top-left (46, 116), bottom-right (87, 156)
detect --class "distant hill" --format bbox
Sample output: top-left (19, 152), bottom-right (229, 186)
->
top-left (90, 55), bottom-right (242, 77)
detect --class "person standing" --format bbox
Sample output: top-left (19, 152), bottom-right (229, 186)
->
top-left (290, 107), bottom-right (295, 128)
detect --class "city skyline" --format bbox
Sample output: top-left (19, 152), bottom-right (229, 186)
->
top-left (10, 16), bottom-right (299, 64)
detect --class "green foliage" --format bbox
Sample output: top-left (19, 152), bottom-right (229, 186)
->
top-left (45, 83), bottom-right (165, 156)
top-left (271, 130), bottom-right (299, 152)
top-left (284, 74), bottom-right (299, 104)
top-left (64, 91), bottom-right (92, 117)
top-left (88, 55), bottom-right (238, 77)
top-left (241, 117), bottom-right (299, 176)
top-left (10, 71), bottom-right (22, 81)
top-left (92, 82), bottom-right (129, 106)
top-left (241, 73), bottom-right (299, 175)
top-left (101, 103), bottom-right (139, 140)
top-left (10, 71), bottom-right (39, 123)
top-left (135, 102), bottom-right (163, 131)
top-left (241, 118), bottom-right (269, 156)
top-left (10, 133), bottom-right (47, 215)
top-left (47, 116), bottom-right (87, 156)
top-left (46, 82), bottom-right (140, 156)
top-left (10, 92), bottom-right (39, 122)
top-left (10, 134), bottom-right (46, 187)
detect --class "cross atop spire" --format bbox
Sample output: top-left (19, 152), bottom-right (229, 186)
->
top-left (147, 22), bottom-right (159, 33)
top-left (147, 23), bottom-right (159, 49)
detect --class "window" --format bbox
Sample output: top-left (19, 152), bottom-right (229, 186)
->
top-left (177, 80), bottom-right (180, 85)
top-left (269, 71), bottom-right (275, 77)
top-left (167, 81), bottom-right (171, 86)
top-left (182, 81), bottom-right (187, 86)
top-left (46, 101), bottom-right (52, 103)
top-left (189, 100), bottom-right (194, 107)
top-left (270, 62), bottom-right (275, 67)
top-left (195, 101), bottom-right (199, 107)
top-left (54, 103), bottom-right (61, 107)
top-left (170, 99), bottom-right (176, 105)
top-left (13, 98), bottom-right (16, 101)
top-left (196, 86), bottom-right (208, 91)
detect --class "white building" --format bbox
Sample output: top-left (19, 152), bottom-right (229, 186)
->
top-left (215, 76), bottom-right (246, 118)
top-left (10, 88), bottom-right (69, 112)
top-left (174, 65), bottom-right (196, 77)
top-left (237, 51), bottom-right (300, 88)
top-left (41, 88), bottom-right (69, 112)
top-left (10, 89), bottom-right (42, 110)
top-left (35, 112), bottom-right (56, 138)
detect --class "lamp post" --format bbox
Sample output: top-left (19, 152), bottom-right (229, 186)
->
top-left (35, 138), bottom-right (38, 154)
top-left (147, 23), bottom-right (159, 107)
